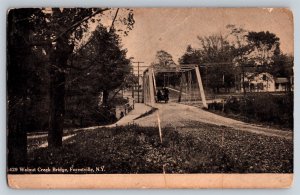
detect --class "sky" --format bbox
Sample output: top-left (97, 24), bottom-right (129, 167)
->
top-left (119, 8), bottom-right (293, 72)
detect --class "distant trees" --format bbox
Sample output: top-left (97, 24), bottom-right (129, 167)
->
top-left (178, 45), bottom-right (202, 65)
top-left (151, 50), bottom-right (177, 70)
top-left (246, 31), bottom-right (280, 66)
top-left (150, 50), bottom-right (178, 87)
top-left (179, 35), bottom-right (235, 93)
top-left (271, 54), bottom-right (294, 92)
top-left (178, 25), bottom-right (293, 93)
top-left (272, 54), bottom-right (293, 78)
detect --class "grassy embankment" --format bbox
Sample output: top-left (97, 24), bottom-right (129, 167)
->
top-left (25, 123), bottom-right (293, 174)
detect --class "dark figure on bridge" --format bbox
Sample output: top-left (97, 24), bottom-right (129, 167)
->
top-left (156, 89), bottom-right (163, 102)
top-left (163, 87), bottom-right (169, 103)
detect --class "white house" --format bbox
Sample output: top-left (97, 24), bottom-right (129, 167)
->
top-left (241, 72), bottom-right (289, 92)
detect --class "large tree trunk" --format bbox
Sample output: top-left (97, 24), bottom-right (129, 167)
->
top-left (48, 67), bottom-right (65, 147)
top-left (7, 99), bottom-right (28, 167)
top-left (48, 37), bottom-right (73, 148)
top-left (102, 89), bottom-right (109, 106)
top-left (7, 10), bottom-right (31, 166)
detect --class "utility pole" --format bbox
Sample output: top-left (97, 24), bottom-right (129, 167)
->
top-left (132, 61), bottom-right (144, 103)
top-left (131, 67), bottom-right (134, 99)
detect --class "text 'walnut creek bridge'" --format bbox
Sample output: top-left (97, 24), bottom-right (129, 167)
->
top-left (142, 64), bottom-right (208, 109)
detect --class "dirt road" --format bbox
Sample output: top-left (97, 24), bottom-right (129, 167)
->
top-left (134, 102), bottom-right (292, 140)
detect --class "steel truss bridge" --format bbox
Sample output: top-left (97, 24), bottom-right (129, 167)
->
top-left (142, 64), bottom-right (208, 109)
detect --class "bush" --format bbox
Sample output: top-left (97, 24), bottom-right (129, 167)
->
top-left (210, 93), bottom-right (293, 129)
top-left (224, 97), bottom-right (240, 114)
top-left (250, 94), bottom-right (280, 121)
top-left (208, 102), bottom-right (224, 111)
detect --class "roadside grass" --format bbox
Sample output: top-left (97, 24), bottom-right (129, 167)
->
top-left (27, 128), bottom-right (82, 152)
top-left (208, 109), bottom-right (293, 131)
top-left (27, 123), bottom-right (293, 174)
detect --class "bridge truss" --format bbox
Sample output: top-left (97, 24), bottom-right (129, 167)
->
top-left (142, 67), bottom-right (156, 106)
top-left (143, 64), bottom-right (208, 109)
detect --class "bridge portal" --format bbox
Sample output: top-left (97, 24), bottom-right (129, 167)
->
top-left (142, 64), bottom-right (208, 109)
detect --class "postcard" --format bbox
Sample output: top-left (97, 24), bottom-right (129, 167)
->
top-left (7, 8), bottom-right (293, 188)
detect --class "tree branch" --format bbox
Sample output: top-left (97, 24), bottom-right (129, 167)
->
top-left (109, 8), bottom-right (119, 33)
top-left (54, 8), bottom-right (110, 41)
top-left (24, 8), bottom-right (110, 47)
top-left (76, 8), bottom-right (119, 54)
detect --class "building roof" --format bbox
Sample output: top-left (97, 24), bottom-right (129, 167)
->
top-left (275, 78), bottom-right (289, 84)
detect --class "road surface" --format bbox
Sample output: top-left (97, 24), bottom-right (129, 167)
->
top-left (134, 102), bottom-right (292, 140)
top-left (28, 101), bottom-right (292, 151)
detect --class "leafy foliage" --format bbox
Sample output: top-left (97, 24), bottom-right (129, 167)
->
top-left (209, 93), bottom-right (293, 129)
top-left (151, 50), bottom-right (177, 70)
top-left (179, 35), bottom-right (236, 92)
top-left (7, 8), bottom-right (135, 161)
top-left (24, 124), bottom-right (293, 174)
top-left (76, 26), bottom-right (131, 97)
top-left (246, 31), bottom-right (280, 66)
top-left (63, 26), bottom-right (132, 126)
top-left (178, 26), bottom-right (293, 93)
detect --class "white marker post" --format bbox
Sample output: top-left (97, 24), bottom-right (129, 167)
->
top-left (157, 112), bottom-right (162, 144)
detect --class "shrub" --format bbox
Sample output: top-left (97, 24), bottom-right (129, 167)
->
top-left (251, 94), bottom-right (280, 122)
top-left (224, 97), bottom-right (240, 114)
top-left (210, 93), bottom-right (293, 129)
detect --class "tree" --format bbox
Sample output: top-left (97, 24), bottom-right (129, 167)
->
top-left (150, 50), bottom-right (178, 87)
top-left (178, 25), bottom-right (288, 94)
top-left (246, 31), bottom-right (280, 71)
top-left (40, 8), bottom-right (133, 148)
top-left (42, 8), bottom-right (116, 148)
top-left (152, 50), bottom-right (177, 70)
top-left (65, 26), bottom-right (132, 126)
top-left (272, 54), bottom-right (293, 77)
top-left (72, 26), bottom-right (131, 107)
top-left (178, 45), bottom-right (202, 64)
top-left (7, 8), bottom-right (43, 166)
top-left (179, 35), bottom-right (235, 93)
top-left (226, 25), bottom-right (282, 94)
top-left (7, 8), bottom-right (135, 167)
top-left (197, 34), bottom-right (234, 63)
top-left (197, 34), bottom-right (236, 93)
top-left (271, 53), bottom-right (294, 92)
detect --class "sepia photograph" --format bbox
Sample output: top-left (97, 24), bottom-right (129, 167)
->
top-left (7, 8), bottom-right (293, 188)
